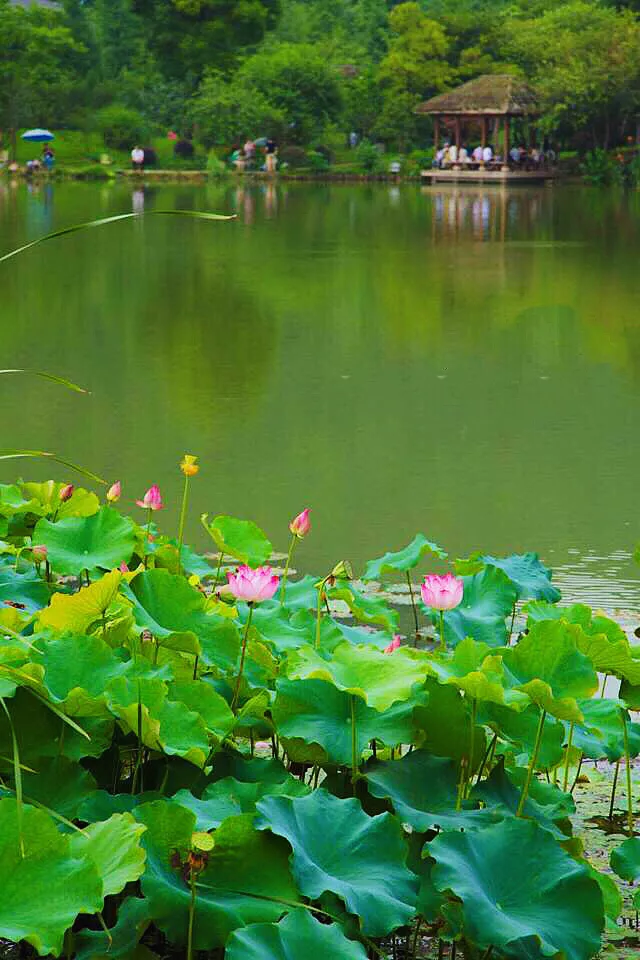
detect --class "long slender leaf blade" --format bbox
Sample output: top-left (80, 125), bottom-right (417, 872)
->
top-left (0, 450), bottom-right (106, 484)
top-left (0, 370), bottom-right (88, 394)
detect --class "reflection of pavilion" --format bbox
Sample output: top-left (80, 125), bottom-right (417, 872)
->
top-left (416, 75), bottom-right (559, 185)
top-left (425, 187), bottom-right (545, 243)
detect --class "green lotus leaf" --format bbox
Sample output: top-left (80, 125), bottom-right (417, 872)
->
top-left (205, 515), bottom-right (273, 568)
top-left (272, 678), bottom-right (428, 765)
top-left (251, 607), bottom-right (319, 655)
top-left (124, 569), bottom-right (241, 668)
top-left (74, 896), bottom-right (152, 960)
top-left (429, 818), bottom-right (604, 960)
top-left (226, 907), bottom-right (368, 960)
top-left (327, 585), bottom-right (399, 633)
top-left (585, 864), bottom-right (622, 930)
top-left (167, 680), bottom-right (233, 741)
top-left (413, 681), bottom-right (487, 772)
top-left (77, 791), bottom-right (159, 822)
top-left (38, 569), bottom-right (122, 634)
top-left (21, 481), bottom-right (100, 520)
top-left (172, 775), bottom-right (310, 831)
top-left (0, 483), bottom-right (44, 518)
top-left (20, 756), bottom-right (97, 818)
top-left (481, 702), bottom-right (565, 770)
top-left (571, 699), bottom-right (640, 762)
top-left (256, 790), bottom-right (418, 936)
top-left (481, 553), bottom-right (561, 602)
top-left (525, 601), bottom-right (591, 626)
top-left (365, 751), bottom-right (502, 832)
top-left (610, 836), bottom-right (640, 882)
top-left (501, 620), bottom-right (599, 722)
top-left (473, 760), bottom-right (574, 838)
top-left (34, 507), bottom-right (136, 575)
top-left (271, 576), bottom-right (320, 613)
top-left (0, 797), bottom-right (104, 956)
top-left (363, 534), bottom-right (447, 581)
top-left (438, 566), bottom-right (517, 648)
top-left (427, 637), bottom-right (528, 708)
top-left (208, 753), bottom-right (295, 786)
top-left (32, 632), bottom-right (129, 716)
top-left (0, 567), bottom-right (49, 613)
top-left (69, 813), bottom-right (147, 896)
top-left (284, 641), bottom-right (430, 712)
top-left (135, 801), bottom-right (298, 949)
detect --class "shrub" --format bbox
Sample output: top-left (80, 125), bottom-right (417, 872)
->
top-left (306, 150), bottom-right (330, 172)
top-left (95, 105), bottom-right (147, 151)
top-left (355, 139), bottom-right (383, 174)
top-left (207, 149), bottom-right (228, 178)
top-left (278, 144), bottom-right (308, 169)
top-left (174, 139), bottom-right (194, 159)
top-left (142, 146), bottom-right (157, 167)
top-left (580, 148), bottom-right (623, 186)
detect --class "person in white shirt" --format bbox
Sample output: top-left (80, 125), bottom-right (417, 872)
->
top-left (459, 146), bottom-right (470, 164)
top-left (434, 147), bottom-right (445, 168)
top-left (472, 145), bottom-right (483, 162)
top-left (482, 145), bottom-right (493, 164)
top-left (131, 146), bottom-right (144, 170)
top-left (449, 143), bottom-right (458, 163)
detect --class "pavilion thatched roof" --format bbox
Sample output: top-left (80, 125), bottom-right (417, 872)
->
top-left (416, 75), bottom-right (539, 117)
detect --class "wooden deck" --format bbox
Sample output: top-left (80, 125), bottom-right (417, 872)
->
top-left (421, 167), bottom-right (559, 185)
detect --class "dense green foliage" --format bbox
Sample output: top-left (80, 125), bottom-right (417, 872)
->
top-left (3, 0), bottom-right (640, 161)
top-left (0, 475), bottom-right (639, 957)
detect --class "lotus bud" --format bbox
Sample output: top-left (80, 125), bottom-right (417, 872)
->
top-left (59, 483), bottom-right (74, 502)
top-left (289, 508), bottom-right (311, 539)
top-left (383, 635), bottom-right (402, 654)
top-left (32, 544), bottom-right (47, 562)
top-left (106, 481), bottom-right (121, 503)
top-left (330, 559), bottom-right (353, 581)
top-left (180, 454), bottom-right (199, 478)
top-left (136, 484), bottom-right (163, 511)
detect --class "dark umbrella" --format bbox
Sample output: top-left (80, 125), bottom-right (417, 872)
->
top-left (21, 129), bottom-right (55, 142)
top-left (254, 137), bottom-right (268, 147)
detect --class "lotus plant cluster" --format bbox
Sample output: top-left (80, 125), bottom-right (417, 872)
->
top-left (0, 471), bottom-right (638, 960)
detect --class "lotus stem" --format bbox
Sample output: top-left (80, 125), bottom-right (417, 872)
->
top-left (144, 507), bottom-right (152, 568)
top-left (351, 694), bottom-right (359, 796)
top-left (475, 732), bottom-right (498, 785)
top-left (177, 474), bottom-right (190, 561)
top-left (621, 709), bottom-right (634, 838)
top-left (466, 698), bottom-right (477, 797)
top-left (131, 680), bottom-right (144, 794)
top-left (601, 674), bottom-right (609, 697)
top-left (508, 602), bottom-right (517, 643)
top-left (315, 577), bottom-right (329, 650)
top-left (281, 534), bottom-right (297, 606)
top-left (192, 655), bottom-right (199, 681)
top-left (455, 757), bottom-right (467, 811)
top-left (516, 709), bottom-right (546, 817)
top-left (569, 753), bottom-right (583, 794)
top-left (406, 572), bottom-right (419, 642)
top-left (213, 551), bottom-right (225, 589)
top-left (439, 610), bottom-right (446, 652)
top-left (410, 919), bottom-right (422, 959)
top-left (231, 604), bottom-right (254, 713)
top-left (562, 722), bottom-right (575, 793)
top-left (609, 758), bottom-right (621, 821)
top-left (187, 870), bottom-right (197, 960)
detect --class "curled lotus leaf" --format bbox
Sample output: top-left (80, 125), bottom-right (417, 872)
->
top-left (610, 837), bottom-right (640, 882)
top-left (500, 620), bottom-right (598, 722)
top-left (362, 534), bottom-right (447, 581)
top-left (226, 907), bottom-right (368, 960)
top-left (74, 896), bottom-right (153, 960)
top-left (429, 817), bottom-right (604, 960)
top-left (34, 507), bottom-right (136, 576)
top-left (327, 585), bottom-right (399, 634)
top-left (172, 775), bottom-right (310, 831)
top-left (134, 801), bottom-right (298, 950)
top-left (283, 640), bottom-right (430, 711)
top-left (413, 681), bottom-right (487, 772)
top-left (37, 570), bottom-right (121, 634)
top-left (481, 552), bottom-right (561, 602)
top-left (204, 514), bottom-right (273, 568)
top-left (0, 798), bottom-right (104, 956)
top-left (473, 759), bottom-right (574, 839)
top-left (427, 637), bottom-right (528, 708)
top-left (69, 812), bottom-right (147, 897)
top-left (32, 631), bottom-right (129, 716)
top-left (571, 698), bottom-right (640, 762)
top-left (256, 790), bottom-right (418, 936)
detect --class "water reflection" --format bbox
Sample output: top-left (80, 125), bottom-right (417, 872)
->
top-left (1, 181), bottom-right (640, 608)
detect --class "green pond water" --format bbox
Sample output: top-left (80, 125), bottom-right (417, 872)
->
top-left (1, 178), bottom-right (640, 609)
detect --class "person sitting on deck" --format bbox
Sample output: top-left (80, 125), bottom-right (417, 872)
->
top-left (448, 143), bottom-right (458, 164)
top-left (441, 144), bottom-right (451, 167)
top-left (433, 146), bottom-right (445, 168)
top-left (509, 145), bottom-right (520, 165)
top-left (472, 145), bottom-right (483, 163)
top-left (459, 146), bottom-right (470, 165)
top-left (482, 144), bottom-right (493, 164)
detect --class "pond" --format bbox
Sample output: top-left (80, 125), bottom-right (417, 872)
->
top-left (1, 178), bottom-right (640, 608)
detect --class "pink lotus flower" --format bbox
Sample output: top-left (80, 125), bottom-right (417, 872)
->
top-left (32, 545), bottom-right (47, 562)
top-left (289, 508), bottom-right (311, 539)
top-left (59, 483), bottom-right (74, 502)
top-left (421, 573), bottom-right (464, 611)
top-left (106, 481), bottom-right (121, 503)
top-left (136, 484), bottom-right (163, 511)
top-left (119, 562), bottom-right (130, 573)
top-left (384, 635), bottom-right (402, 654)
top-left (227, 565), bottom-right (280, 604)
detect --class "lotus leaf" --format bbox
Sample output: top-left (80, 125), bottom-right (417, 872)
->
top-left (0, 798), bottom-right (103, 956)
top-left (363, 534), bottom-right (447, 581)
top-left (427, 637), bottom-right (528, 708)
top-left (365, 751), bottom-right (501, 831)
top-left (74, 897), bottom-right (152, 960)
top-left (413, 681), bottom-right (487, 771)
top-left (69, 812), bottom-right (147, 896)
top-left (226, 907), bottom-right (368, 960)
top-left (0, 567), bottom-right (49, 613)
top-left (501, 620), bottom-right (599, 721)
top-left (429, 818), bottom-right (604, 960)
top-left (481, 552), bottom-right (561, 602)
top-left (481, 701), bottom-right (565, 770)
top-left (437, 566), bottom-right (517, 647)
top-left (284, 641), bottom-right (430, 711)
top-left (204, 515), bottom-right (273, 567)
top-left (38, 570), bottom-right (121, 634)
top-left (571, 699), bottom-right (640, 762)
top-left (0, 688), bottom-right (112, 763)
top-left (167, 680), bottom-right (233, 740)
top-left (135, 801), bottom-right (298, 949)
top-left (328, 585), bottom-right (399, 633)
top-left (610, 837), bottom-right (640, 882)
top-left (0, 483), bottom-right (44, 517)
top-left (33, 632), bottom-right (129, 716)
top-left (21, 481), bottom-right (99, 519)
top-left (473, 760), bottom-right (574, 838)
top-left (172, 775), bottom-right (310, 830)
top-left (273, 677), bottom-right (428, 765)
top-left (256, 790), bottom-right (418, 936)
top-left (34, 507), bottom-right (136, 575)
top-left (20, 756), bottom-right (97, 818)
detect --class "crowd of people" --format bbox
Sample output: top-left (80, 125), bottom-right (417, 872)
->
top-left (230, 138), bottom-right (278, 172)
top-left (1, 144), bottom-right (55, 176)
top-left (433, 142), bottom-right (556, 170)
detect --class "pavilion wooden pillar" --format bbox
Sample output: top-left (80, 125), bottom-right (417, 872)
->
top-left (503, 115), bottom-right (510, 170)
top-left (481, 116), bottom-right (487, 148)
top-left (434, 116), bottom-right (440, 152)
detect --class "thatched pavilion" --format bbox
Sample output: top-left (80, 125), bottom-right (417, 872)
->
top-left (416, 74), bottom-right (539, 168)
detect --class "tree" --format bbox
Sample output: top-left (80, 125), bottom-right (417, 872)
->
top-left (0, 0), bottom-right (84, 157)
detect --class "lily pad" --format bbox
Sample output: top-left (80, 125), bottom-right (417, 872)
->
top-left (362, 534), bottom-right (447, 581)
top-left (38, 570), bottom-right (122, 634)
top-left (204, 515), bottom-right (273, 568)
top-left (226, 908), bottom-right (368, 960)
top-left (34, 507), bottom-right (136, 576)
top-left (481, 553), bottom-right (561, 602)
top-left (256, 790), bottom-right (418, 936)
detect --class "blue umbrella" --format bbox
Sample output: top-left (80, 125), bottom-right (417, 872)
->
top-left (21, 129), bottom-right (55, 142)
